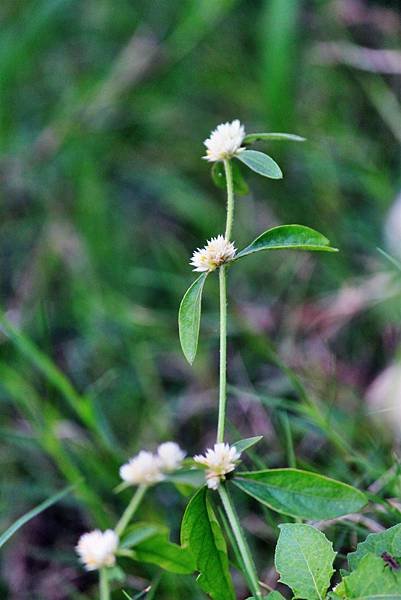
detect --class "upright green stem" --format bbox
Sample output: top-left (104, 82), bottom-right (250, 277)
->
top-left (218, 485), bottom-right (262, 599)
top-left (224, 159), bottom-right (234, 240)
top-left (115, 484), bottom-right (147, 536)
top-left (216, 159), bottom-right (235, 444)
top-left (217, 265), bottom-right (227, 443)
top-left (99, 568), bottom-right (110, 600)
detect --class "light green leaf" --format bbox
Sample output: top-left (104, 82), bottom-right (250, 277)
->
top-left (181, 487), bottom-right (235, 600)
top-left (165, 468), bottom-right (205, 488)
top-left (233, 436), bottom-right (263, 455)
top-left (275, 523), bottom-right (336, 600)
top-left (338, 553), bottom-right (401, 598)
top-left (246, 594), bottom-right (285, 600)
top-left (233, 469), bottom-right (367, 520)
top-left (178, 273), bottom-right (207, 364)
top-left (348, 524), bottom-right (401, 571)
top-left (123, 522), bottom-right (195, 574)
top-left (211, 161), bottom-right (249, 196)
top-left (236, 150), bottom-right (282, 179)
top-left (235, 225), bottom-right (338, 260)
top-left (244, 132), bottom-right (306, 143)
top-left (0, 483), bottom-right (75, 548)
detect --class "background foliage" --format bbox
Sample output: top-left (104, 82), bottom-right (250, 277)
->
top-left (0, 1), bottom-right (400, 598)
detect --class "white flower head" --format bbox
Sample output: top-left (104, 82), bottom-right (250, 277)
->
top-left (119, 450), bottom-right (164, 486)
top-left (190, 235), bottom-right (236, 273)
top-left (157, 441), bottom-right (186, 472)
top-left (203, 119), bottom-right (246, 162)
top-left (76, 529), bottom-right (118, 571)
top-left (194, 443), bottom-right (241, 490)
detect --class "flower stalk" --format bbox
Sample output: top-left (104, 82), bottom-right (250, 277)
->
top-left (218, 485), bottom-right (262, 599)
top-left (99, 568), bottom-right (110, 600)
top-left (115, 484), bottom-right (147, 537)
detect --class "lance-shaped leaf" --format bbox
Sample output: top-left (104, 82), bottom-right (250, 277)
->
top-left (178, 273), bottom-right (207, 364)
top-left (122, 522), bottom-right (195, 574)
top-left (244, 132), bottom-right (306, 144)
top-left (233, 436), bottom-right (263, 455)
top-left (236, 150), bottom-right (282, 179)
top-left (348, 523), bottom-right (401, 570)
top-left (235, 224), bottom-right (338, 260)
top-left (275, 524), bottom-right (336, 600)
top-left (181, 487), bottom-right (235, 600)
top-left (233, 469), bottom-right (367, 520)
top-left (212, 161), bottom-right (249, 196)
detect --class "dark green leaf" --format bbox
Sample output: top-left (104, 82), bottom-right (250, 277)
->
top-left (244, 132), bottom-right (306, 143)
top-left (235, 225), bottom-right (338, 259)
top-left (178, 273), bottom-right (207, 364)
top-left (0, 483), bottom-right (75, 548)
top-left (233, 469), bottom-right (367, 519)
top-left (181, 487), bottom-right (235, 600)
top-left (233, 436), bottom-right (263, 455)
top-left (275, 523), bottom-right (335, 599)
top-left (124, 522), bottom-right (195, 574)
top-left (236, 150), bottom-right (282, 179)
top-left (348, 524), bottom-right (401, 571)
top-left (211, 161), bottom-right (249, 196)
top-left (121, 523), bottom-right (162, 549)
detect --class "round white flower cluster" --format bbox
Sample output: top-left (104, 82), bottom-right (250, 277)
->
top-left (76, 529), bottom-right (119, 571)
top-left (194, 443), bottom-right (241, 490)
top-left (203, 119), bottom-right (246, 162)
top-left (119, 441), bottom-right (186, 486)
top-left (190, 235), bottom-right (236, 273)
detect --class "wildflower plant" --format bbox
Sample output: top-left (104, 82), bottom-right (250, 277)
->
top-left (70, 121), bottom-right (379, 599)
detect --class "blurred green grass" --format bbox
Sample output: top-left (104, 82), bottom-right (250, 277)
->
top-left (0, 0), bottom-right (400, 598)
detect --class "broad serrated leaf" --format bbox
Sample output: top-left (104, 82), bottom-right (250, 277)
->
top-left (348, 524), bottom-right (401, 571)
top-left (236, 150), bottom-right (282, 179)
top-left (178, 273), bottom-right (207, 364)
top-left (211, 161), bottom-right (249, 196)
top-left (275, 524), bottom-right (336, 600)
top-left (123, 522), bottom-right (195, 574)
top-left (338, 553), bottom-right (401, 598)
top-left (181, 487), bottom-right (235, 600)
top-left (235, 225), bottom-right (338, 260)
top-left (233, 436), bottom-right (263, 455)
top-left (244, 132), bottom-right (306, 143)
top-left (233, 469), bottom-right (367, 520)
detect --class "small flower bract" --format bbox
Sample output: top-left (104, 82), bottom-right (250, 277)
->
top-left (190, 235), bottom-right (236, 272)
top-left (203, 119), bottom-right (245, 162)
top-left (120, 450), bottom-right (164, 486)
top-left (157, 441), bottom-right (186, 471)
top-left (194, 443), bottom-right (241, 490)
top-left (76, 529), bottom-right (118, 571)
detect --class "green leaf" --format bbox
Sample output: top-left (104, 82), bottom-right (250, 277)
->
top-left (124, 522), bottom-right (195, 574)
top-left (338, 553), bottom-right (401, 598)
top-left (275, 524), bottom-right (335, 600)
top-left (211, 161), bottom-right (249, 196)
top-left (0, 483), bottom-right (75, 548)
top-left (246, 594), bottom-right (285, 600)
top-left (178, 273), bottom-right (207, 364)
top-left (165, 469), bottom-right (205, 488)
top-left (181, 487), bottom-right (235, 600)
top-left (236, 150), bottom-right (282, 179)
top-left (233, 469), bottom-right (367, 520)
top-left (235, 224), bottom-right (338, 259)
top-left (348, 524), bottom-right (401, 571)
top-left (244, 132), bottom-right (306, 143)
top-left (233, 436), bottom-right (263, 455)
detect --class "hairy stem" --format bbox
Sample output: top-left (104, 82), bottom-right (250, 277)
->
top-left (217, 265), bottom-right (227, 443)
top-left (115, 484), bottom-right (147, 536)
top-left (99, 568), bottom-right (110, 600)
top-left (218, 485), bottom-right (262, 599)
top-left (224, 159), bottom-right (234, 241)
